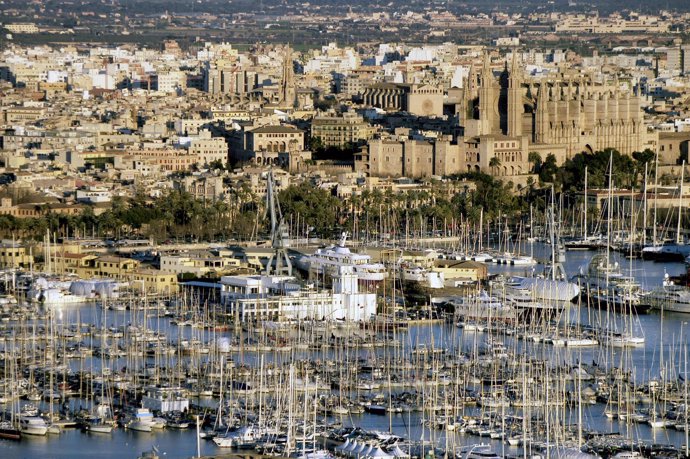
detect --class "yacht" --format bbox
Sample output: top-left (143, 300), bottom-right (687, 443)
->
top-left (18, 416), bottom-right (49, 436)
top-left (564, 235), bottom-right (605, 250)
top-left (125, 407), bottom-right (155, 432)
top-left (489, 277), bottom-right (548, 312)
top-left (498, 265), bottom-right (580, 309)
top-left (80, 415), bottom-right (114, 434)
top-left (571, 254), bottom-right (650, 314)
top-left (448, 290), bottom-right (516, 321)
top-left (642, 275), bottom-right (690, 313)
top-left (641, 242), bottom-right (690, 262)
top-left (510, 264), bottom-right (580, 308)
top-left (27, 277), bottom-right (121, 305)
top-left (304, 233), bottom-right (388, 285)
top-left (456, 444), bottom-right (501, 459)
top-left (492, 252), bottom-right (537, 266)
top-left (398, 263), bottom-right (444, 288)
top-left (30, 285), bottom-right (89, 305)
top-left (0, 421), bottom-right (21, 440)
top-left (213, 425), bottom-right (261, 448)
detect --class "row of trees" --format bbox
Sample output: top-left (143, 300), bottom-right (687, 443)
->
top-left (0, 189), bottom-right (261, 242)
top-left (0, 175), bottom-right (521, 241)
top-left (0, 147), bottom-right (665, 241)
top-left (519, 148), bottom-right (658, 192)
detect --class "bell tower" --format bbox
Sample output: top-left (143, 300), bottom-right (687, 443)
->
top-left (508, 51), bottom-right (523, 137)
top-left (478, 52), bottom-right (496, 136)
top-left (281, 45), bottom-right (296, 108)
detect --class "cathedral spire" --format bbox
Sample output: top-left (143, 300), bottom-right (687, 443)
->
top-left (535, 83), bottom-right (547, 143)
top-left (481, 51), bottom-right (492, 80)
top-left (510, 50), bottom-right (520, 83)
top-left (507, 49), bottom-right (522, 137)
top-left (281, 44), bottom-right (296, 108)
top-left (478, 51), bottom-right (495, 135)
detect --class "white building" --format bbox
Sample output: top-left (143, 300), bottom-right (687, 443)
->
top-left (159, 253), bottom-right (240, 276)
top-left (76, 188), bottom-right (112, 203)
top-left (188, 130), bottom-right (228, 165)
top-left (220, 266), bottom-right (377, 322)
top-left (141, 387), bottom-right (189, 413)
top-left (156, 71), bottom-right (186, 93)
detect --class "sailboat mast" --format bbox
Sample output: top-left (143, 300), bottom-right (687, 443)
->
top-left (606, 151), bottom-right (613, 287)
top-left (584, 166), bottom-right (588, 239)
top-left (677, 160), bottom-right (685, 244)
top-left (550, 186), bottom-right (556, 280)
top-left (479, 208), bottom-right (483, 252)
top-left (577, 361), bottom-right (583, 448)
top-left (683, 343), bottom-right (690, 457)
top-left (643, 162), bottom-right (648, 246)
top-left (653, 150), bottom-right (659, 245)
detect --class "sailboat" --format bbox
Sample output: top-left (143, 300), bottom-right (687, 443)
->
top-left (572, 153), bottom-right (650, 314)
top-left (565, 166), bottom-right (605, 250)
top-left (0, 420), bottom-right (21, 440)
top-left (0, 344), bottom-right (21, 440)
top-left (81, 403), bottom-right (114, 434)
top-left (642, 161), bottom-right (689, 261)
top-left (509, 188), bottom-right (580, 308)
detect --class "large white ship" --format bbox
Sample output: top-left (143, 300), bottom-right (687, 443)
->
top-left (508, 263), bottom-right (581, 306)
top-left (304, 233), bottom-right (388, 285)
top-left (571, 254), bottom-right (650, 314)
top-left (642, 275), bottom-right (690, 314)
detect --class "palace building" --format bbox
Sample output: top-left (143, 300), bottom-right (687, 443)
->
top-left (358, 52), bottom-right (657, 181)
top-left (459, 52), bottom-right (657, 176)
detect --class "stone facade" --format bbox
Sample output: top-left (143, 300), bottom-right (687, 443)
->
top-left (658, 132), bottom-right (690, 165)
top-left (188, 130), bottom-right (229, 165)
top-left (458, 53), bottom-right (657, 177)
top-left (311, 112), bottom-right (376, 147)
top-left (357, 135), bottom-right (462, 178)
top-left (363, 83), bottom-right (444, 117)
top-left (230, 124), bottom-right (310, 171)
top-left (465, 53), bottom-right (653, 155)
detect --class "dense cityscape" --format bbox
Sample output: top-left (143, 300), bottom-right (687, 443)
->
top-left (1, 1), bottom-right (690, 459)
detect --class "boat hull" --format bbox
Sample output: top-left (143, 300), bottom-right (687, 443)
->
top-left (0, 427), bottom-right (21, 440)
top-left (21, 425), bottom-right (48, 436)
top-left (582, 292), bottom-right (651, 314)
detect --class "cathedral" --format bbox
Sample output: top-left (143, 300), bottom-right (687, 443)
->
top-left (459, 53), bottom-right (656, 178)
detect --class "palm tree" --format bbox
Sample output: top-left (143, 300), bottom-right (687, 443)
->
top-left (528, 151), bottom-right (542, 174)
top-left (489, 156), bottom-right (501, 175)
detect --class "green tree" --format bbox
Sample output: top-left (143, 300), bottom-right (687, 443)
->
top-left (278, 183), bottom-right (342, 236)
top-left (528, 151), bottom-right (542, 174)
top-left (539, 153), bottom-right (558, 184)
top-left (555, 148), bottom-right (636, 192)
top-left (489, 156), bottom-right (501, 175)
top-left (208, 159), bottom-right (226, 171)
top-left (308, 136), bottom-right (325, 152)
top-left (632, 149), bottom-right (655, 166)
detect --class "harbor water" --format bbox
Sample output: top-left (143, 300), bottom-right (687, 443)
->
top-left (2, 244), bottom-right (690, 458)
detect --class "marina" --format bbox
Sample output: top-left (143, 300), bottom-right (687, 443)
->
top-left (0, 241), bottom-right (689, 459)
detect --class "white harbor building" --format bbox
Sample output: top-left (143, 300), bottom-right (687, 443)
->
top-left (220, 265), bottom-right (377, 322)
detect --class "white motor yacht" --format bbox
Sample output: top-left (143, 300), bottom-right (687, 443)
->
top-left (19, 416), bottom-right (49, 436)
top-left (305, 233), bottom-right (388, 284)
top-left (643, 275), bottom-right (690, 313)
top-left (571, 254), bottom-right (649, 314)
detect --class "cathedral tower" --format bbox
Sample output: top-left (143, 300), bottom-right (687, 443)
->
top-left (507, 51), bottom-right (523, 137)
top-left (478, 52), bottom-right (496, 136)
top-left (281, 45), bottom-right (296, 108)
